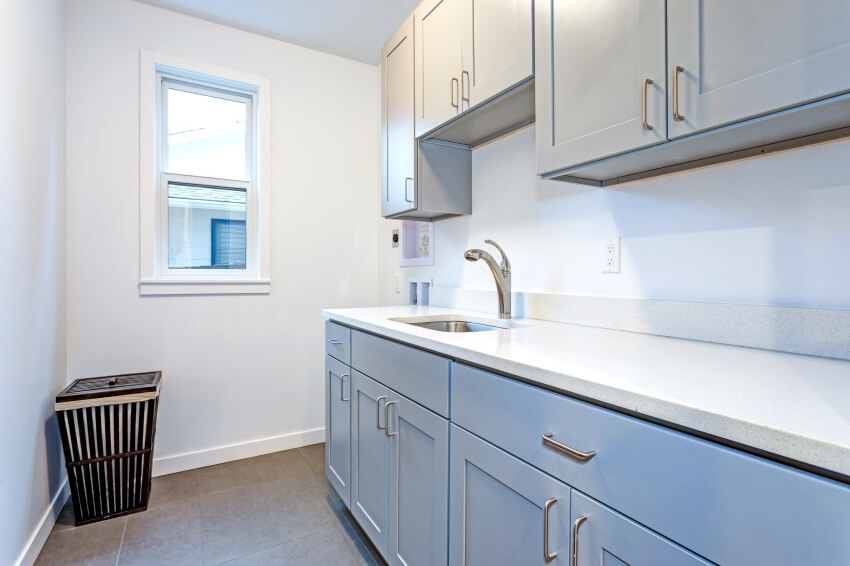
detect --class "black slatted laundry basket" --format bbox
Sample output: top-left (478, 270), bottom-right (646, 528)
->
top-left (55, 371), bottom-right (162, 526)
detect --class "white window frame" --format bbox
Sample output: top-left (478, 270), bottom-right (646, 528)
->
top-left (139, 50), bottom-right (271, 295)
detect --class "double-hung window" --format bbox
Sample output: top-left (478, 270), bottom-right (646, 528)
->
top-left (140, 51), bottom-right (271, 294)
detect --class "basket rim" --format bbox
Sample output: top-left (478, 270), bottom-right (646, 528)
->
top-left (56, 371), bottom-right (162, 404)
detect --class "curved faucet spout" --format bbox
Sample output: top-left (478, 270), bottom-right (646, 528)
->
top-left (464, 241), bottom-right (512, 319)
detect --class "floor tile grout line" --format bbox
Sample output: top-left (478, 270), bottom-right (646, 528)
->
top-left (114, 517), bottom-right (128, 566)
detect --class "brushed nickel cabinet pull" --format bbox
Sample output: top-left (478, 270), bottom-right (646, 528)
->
top-left (572, 515), bottom-right (587, 566)
top-left (642, 78), bottom-right (654, 131)
top-left (327, 339), bottom-right (343, 345)
top-left (376, 396), bottom-right (387, 430)
top-left (542, 433), bottom-right (596, 462)
top-left (339, 373), bottom-right (349, 402)
top-left (404, 177), bottom-right (414, 203)
top-left (673, 65), bottom-right (685, 122)
top-left (385, 401), bottom-right (397, 437)
top-left (451, 77), bottom-right (459, 109)
top-left (543, 497), bottom-right (558, 562)
top-left (461, 70), bottom-right (471, 107)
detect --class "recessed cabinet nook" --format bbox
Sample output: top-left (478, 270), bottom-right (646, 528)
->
top-left (381, 0), bottom-right (850, 220)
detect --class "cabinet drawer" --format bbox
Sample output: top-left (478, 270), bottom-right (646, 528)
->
top-left (325, 321), bottom-right (351, 364)
top-left (451, 363), bottom-right (850, 566)
top-left (351, 330), bottom-right (450, 417)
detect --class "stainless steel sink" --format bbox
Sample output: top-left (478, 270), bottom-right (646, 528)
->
top-left (407, 320), bottom-right (501, 333)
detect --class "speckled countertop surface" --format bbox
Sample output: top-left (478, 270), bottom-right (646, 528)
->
top-left (323, 305), bottom-right (850, 479)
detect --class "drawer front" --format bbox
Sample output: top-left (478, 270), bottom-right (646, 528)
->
top-left (325, 320), bottom-right (351, 364)
top-left (451, 362), bottom-right (850, 566)
top-left (351, 330), bottom-right (450, 417)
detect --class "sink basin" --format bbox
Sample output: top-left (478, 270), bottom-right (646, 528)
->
top-left (407, 320), bottom-right (501, 333)
top-left (390, 315), bottom-right (518, 333)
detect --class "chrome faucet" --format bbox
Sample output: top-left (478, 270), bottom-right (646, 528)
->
top-left (464, 240), bottom-right (512, 319)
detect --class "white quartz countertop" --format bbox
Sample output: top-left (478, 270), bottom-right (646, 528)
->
top-left (323, 305), bottom-right (850, 480)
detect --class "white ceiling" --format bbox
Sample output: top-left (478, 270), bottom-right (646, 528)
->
top-left (135, 0), bottom-right (421, 65)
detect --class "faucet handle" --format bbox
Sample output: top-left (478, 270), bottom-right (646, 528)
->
top-left (484, 240), bottom-right (511, 273)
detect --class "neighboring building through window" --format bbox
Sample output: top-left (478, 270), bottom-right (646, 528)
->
top-left (211, 219), bottom-right (247, 268)
top-left (139, 51), bottom-right (270, 295)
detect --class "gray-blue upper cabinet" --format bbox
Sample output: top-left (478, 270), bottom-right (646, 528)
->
top-left (388, 394), bottom-right (449, 566)
top-left (415, 0), bottom-right (464, 137)
top-left (535, 0), bottom-right (668, 174)
top-left (382, 15), bottom-right (416, 218)
top-left (350, 370), bottom-right (391, 559)
top-left (324, 354), bottom-right (351, 508)
top-left (416, 0), bottom-right (534, 138)
top-left (460, 0), bottom-right (533, 110)
top-left (667, 0), bottom-right (850, 139)
top-left (571, 492), bottom-right (711, 566)
top-left (449, 425), bottom-right (572, 566)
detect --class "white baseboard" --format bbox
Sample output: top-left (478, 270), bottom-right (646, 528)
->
top-left (151, 427), bottom-right (326, 477)
top-left (15, 479), bottom-right (70, 566)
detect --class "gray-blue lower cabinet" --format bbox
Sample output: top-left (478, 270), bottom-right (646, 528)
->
top-left (351, 370), bottom-right (391, 558)
top-left (351, 369), bottom-right (450, 565)
top-left (325, 355), bottom-right (351, 507)
top-left (388, 394), bottom-right (449, 566)
top-left (571, 491), bottom-right (711, 566)
top-left (449, 425), bottom-right (572, 566)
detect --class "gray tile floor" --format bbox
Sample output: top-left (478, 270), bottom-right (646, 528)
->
top-left (36, 443), bottom-right (384, 566)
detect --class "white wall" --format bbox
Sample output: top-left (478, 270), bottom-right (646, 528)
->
top-left (380, 126), bottom-right (850, 311)
top-left (0, 0), bottom-right (67, 563)
top-left (65, 0), bottom-right (381, 472)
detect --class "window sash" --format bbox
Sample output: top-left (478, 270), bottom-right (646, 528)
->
top-left (158, 75), bottom-right (255, 182)
top-left (158, 173), bottom-right (256, 279)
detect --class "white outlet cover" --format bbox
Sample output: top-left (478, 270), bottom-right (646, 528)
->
top-left (603, 237), bottom-right (621, 273)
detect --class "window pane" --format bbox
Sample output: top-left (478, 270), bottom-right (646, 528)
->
top-left (166, 87), bottom-right (248, 180)
top-left (167, 182), bottom-right (247, 269)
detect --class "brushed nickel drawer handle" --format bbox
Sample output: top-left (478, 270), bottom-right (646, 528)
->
top-left (327, 339), bottom-right (343, 345)
top-left (376, 396), bottom-right (387, 430)
top-left (385, 401), bottom-right (398, 437)
top-left (543, 497), bottom-right (558, 562)
top-left (572, 515), bottom-right (587, 566)
top-left (451, 77), bottom-right (459, 109)
top-left (673, 65), bottom-right (685, 122)
top-left (339, 373), bottom-right (349, 402)
top-left (642, 78), bottom-right (654, 131)
top-left (542, 433), bottom-right (596, 462)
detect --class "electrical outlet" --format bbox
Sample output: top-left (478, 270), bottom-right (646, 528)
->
top-left (603, 237), bottom-right (620, 273)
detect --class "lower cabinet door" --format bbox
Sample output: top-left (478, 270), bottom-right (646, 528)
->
top-left (388, 395), bottom-right (449, 566)
top-left (449, 425), bottom-right (572, 566)
top-left (325, 355), bottom-right (351, 507)
top-left (351, 371), bottom-right (391, 559)
top-left (571, 491), bottom-right (712, 566)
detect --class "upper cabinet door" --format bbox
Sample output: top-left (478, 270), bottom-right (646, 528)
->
top-left (382, 16), bottom-right (416, 217)
top-left (461, 0), bottom-right (533, 109)
top-left (571, 491), bottom-right (712, 566)
top-left (415, 0), bottom-right (464, 137)
top-left (667, 0), bottom-right (850, 139)
top-left (535, 0), bottom-right (667, 175)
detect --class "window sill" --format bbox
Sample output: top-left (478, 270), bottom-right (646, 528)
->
top-left (139, 279), bottom-right (270, 296)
